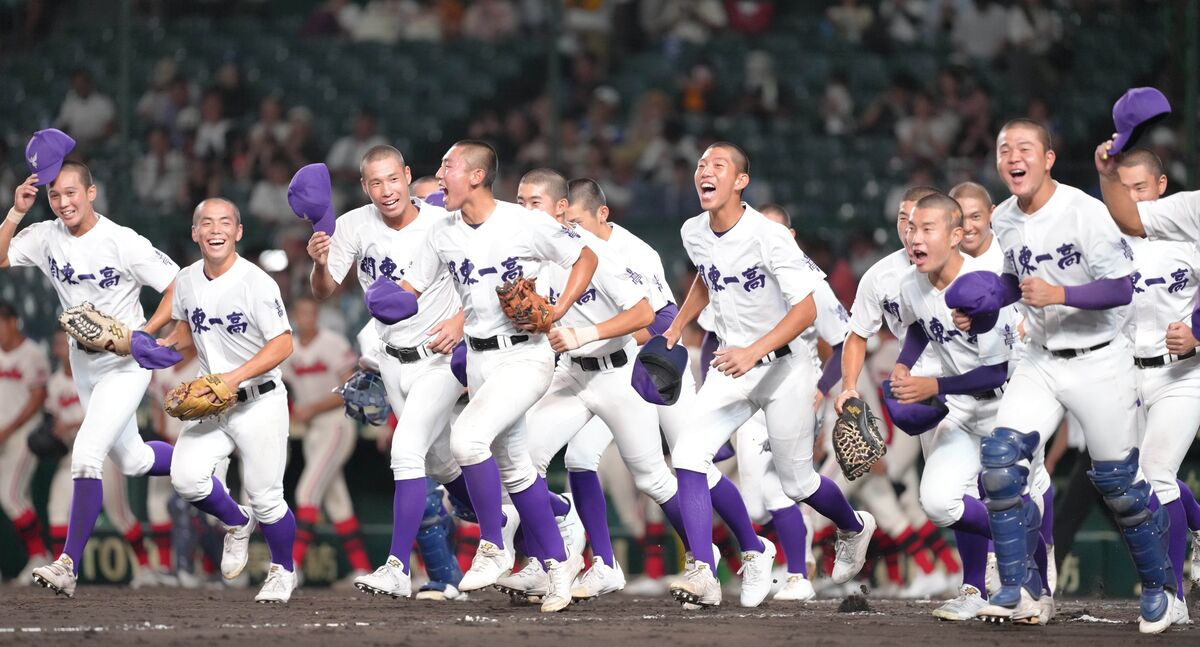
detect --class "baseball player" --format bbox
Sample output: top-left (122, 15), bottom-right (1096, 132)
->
top-left (0, 301), bottom-right (51, 582)
top-left (388, 140), bottom-right (600, 612)
top-left (891, 193), bottom-right (1019, 620)
top-left (1, 146), bottom-right (178, 597)
top-left (504, 169), bottom-right (677, 602)
top-left (155, 197), bottom-right (298, 603)
top-left (664, 142), bottom-right (875, 608)
top-left (559, 178), bottom-right (785, 606)
top-left (1101, 148), bottom-right (1200, 618)
top-left (303, 150), bottom-right (472, 600)
top-left (954, 119), bottom-right (1174, 632)
top-left (281, 297), bottom-right (372, 583)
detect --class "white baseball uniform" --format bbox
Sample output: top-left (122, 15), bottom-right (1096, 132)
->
top-left (405, 201), bottom-right (584, 491)
top-left (671, 204), bottom-right (828, 503)
top-left (327, 199), bottom-right (464, 483)
top-left (1125, 235), bottom-right (1200, 504)
top-left (896, 254), bottom-right (1019, 527)
top-left (992, 182), bottom-right (1138, 468)
top-left (526, 226), bottom-right (675, 504)
top-left (282, 329), bottom-right (358, 521)
top-left (6, 215), bottom-right (178, 479)
top-left (168, 256), bottom-right (293, 524)
top-left (1136, 190), bottom-right (1200, 243)
top-left (145, 357), bottom-right (200, 530)
top-left (849, 248), bottom-right (939, 379)
top-left (0, 337), bottom-right (49, 518)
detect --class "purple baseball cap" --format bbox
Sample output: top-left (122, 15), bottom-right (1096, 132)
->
top-left (424, 190), bottom-right (445, 208)
top-left (25, 129), bottom-right (76, 186)
top-left (365, 276), bottom-right (418, 324)
top-left (450, 340), bottom-right (467, 387)
top-left (881, 380), bottom-right (948, 436)
top-left (1110, 87), bottom-right (1171, 156)
top-left (945, 271), bottom-right (1006, 335)
top-left (631, 335), bottom-right (689, 406)
top-left (288, 163), bottom-right (336, 236)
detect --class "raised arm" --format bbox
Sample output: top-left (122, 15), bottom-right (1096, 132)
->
top-left (0, 175), bottom-right (39, 269)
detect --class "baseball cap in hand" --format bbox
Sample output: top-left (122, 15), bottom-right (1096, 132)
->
top-left (880, 379), bottom-right (948, 436)
top-left (945, 271), bottom-right (1006, 335)
top-left (25, 128), bottom-right (76, 186)
top-left (288, 163), bottom-right (336, 236)
top-left (1110, 87), bottom-right (1171, 156)
top-left (631, 335), bottom-right (689, 406)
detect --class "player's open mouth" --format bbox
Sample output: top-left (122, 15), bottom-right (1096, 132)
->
top-left (1009, 169), bottom-right (1026, 178)
top-left (911, 249), bottom-right (928, 263)
top-left (206, 238), bottom-right (226, 248)
top-left (382, 198), bottom-right (400, 208)
top-left (699, 182), bottom-right (716, 197)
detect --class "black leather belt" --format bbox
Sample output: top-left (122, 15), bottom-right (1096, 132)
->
top-left (467, 334), bottom-right (529, 352)
top-left (71, 340), bottom-right (102, 355)
top-left (237, 380), bottom-right (276, 402)
top-left (570, 349), bottom-right (628, 372)
top-left (384, 343), bottom-right (431, 363)
top-left (1135, 349), bottom-right (1197, 369)
top-left (972, 388), bottom-right (1003, 401)
top-left (756, 344), bottom-right (792, 366)
top-left (1044, 340), bottom-right (1110, 359)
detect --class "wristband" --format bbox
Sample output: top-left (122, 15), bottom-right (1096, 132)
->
top-left (5, 207), bottom-right (25, 226)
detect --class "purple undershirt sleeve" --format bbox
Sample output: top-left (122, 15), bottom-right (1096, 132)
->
top-left (936, 362), bottom-right (1008, 395)
top-left (648, 303), bottom-right (678, 336)
top-left (817, 343), bottom-right (844, 394)
top-left (1062, 276), bottom-right (1134, 310)
top-left (896, 323), bottom-right (929, 368)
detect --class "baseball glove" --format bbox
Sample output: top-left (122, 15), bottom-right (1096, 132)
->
top-left (833, 397), bottom-right (887, 481)
top-left (164, 374), bottom-right (238, 421)
top-left (496, 276), bottom-right (554, 333)
top-left (59, 302), bottom-right (131, 355)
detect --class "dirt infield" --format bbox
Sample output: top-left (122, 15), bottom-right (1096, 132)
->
top-left (2, 587), bottom-right (1196, 645)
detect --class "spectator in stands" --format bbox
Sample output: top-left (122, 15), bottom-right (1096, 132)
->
top-left (213, 58), bottom-right (252, 119)
top-left (55, 68), bottom-right (116, 152)
top-left (399, 0), bottom-right (444, 42)
top-left (679, 63), bottom-right (717, 115)
top-left (825, 0), bottom-right (874, 44)
top-left (878, 0), bottom-right (927, 46)
top-left (162, 76), bottom-right (200, 143)
top-left (738, 50), bottom-right (782, 120)
top-left (821, 70), bottom-right (855, 136)
top-left (582, 86), bottom-right (623, 146)
top-left (637, 118), bottom-right (699, 185)
top-left (136, 59), bottom-right (181, 128)
top-left (281, 106), bottom-right (322, 168)
top-left (192, 89), bottom-right (233, 161)
top-left (133, 127), bottom-right (187, 210)
top-left (249, 158), bottom-right (299, 229)
top-left (461, 0), bottom-right (518, 42)
top-left (325, 110), bottom-right (386, 183)
top-left (724, 0), bottom-right (775, 35)
top-left (640, 0), bottom-right (727, 48)
top-left (950, 0), bottom-right (1008, 62)
top-left (858, 73), bottom-right (914, 136)
top-left (1006, 0), bottom-right (1062, 56)
top-left (249, 94), bottom-right (290, 147)
top-left (894, 90), bottom-right (958, 162)
top-left (339, 0), bottom-right (406, 44)
top-left (300, 0), bottom-right (351, 36)
top-left (182, 158), bottom-right (223, 210)
top-left (0, 141), bottom-right (15, 203)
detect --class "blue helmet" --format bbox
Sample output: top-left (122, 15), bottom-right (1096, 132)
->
top-left (337, 369), bottom-right (392, 426)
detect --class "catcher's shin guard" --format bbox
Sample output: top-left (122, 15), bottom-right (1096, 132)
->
top-left (418, 480), bottom-right (463, 587)
top-left (980, 427), bottom-right (1041, 606)
top-left (1088, 449), bottom-right (1174, 622)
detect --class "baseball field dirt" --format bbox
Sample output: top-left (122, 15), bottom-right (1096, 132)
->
top-left (3, 587), bottom-right (1196, 645)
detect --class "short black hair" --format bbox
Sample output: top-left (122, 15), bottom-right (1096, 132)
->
top-left (999, 118), bottom-right (1053, 152)
top-left (902, 185), bottom-right (940, 203)
top-left (453, 139), bottom-right (499, 189)
top-left (0, 301), bottom-right (17, 320)
top-left (360, 144), bottom-right (406, 176)
top-left (1118, 147), bottom-right (1165, 179)
top-left (949, 181), bottom-right (993, 207)
top-left (55, 161), bottom-right (93, 188)
top-left (757, 203), bottom-right (790, 227)
top-left (567, 178), bottom-right (606, 213)
top-left (705, 141), bottom-right (750, 174)
top-left (914, 192), bottom-right (964, 229)
top-left (520, 168), bottom-right (568, 203)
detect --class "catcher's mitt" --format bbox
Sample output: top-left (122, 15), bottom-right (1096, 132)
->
top-left (164, 374), bottom-right (238, 421)
top-left (833, 397), bottom-right (887, 481)
top-left (59, 302), bottom-right (131, 355)
top-left (496, 276), bottom-right (554, 333)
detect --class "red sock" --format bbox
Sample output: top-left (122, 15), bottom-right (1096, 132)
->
top-left (918, 522), bottom-right (960, 574)
top-left (50, 524), bottom-right (68, 557)
top-left (334, 517), bottom-right (372, 572)
top-left (641, 522), bottom-right (666, 579)
top-left (896, 526), bottom-right (936, 575)
top-left (150, 522), bottom-right (172, 570)
top-left (124, 525), bottom-right (151, 568)
top-left (202, 554), bottom-right (215, 576)
top-left (877, 533), bottom-right (903, 584)
top-left (12, 509), bottom-right (49, 559)
top-left (456, 523), bottom-right (480, 573)
top-left (293, 506), bottom-right (320, 568)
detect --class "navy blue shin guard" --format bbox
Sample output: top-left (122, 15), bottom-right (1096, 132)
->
top-left (417, 479), bottom-right (463, 589)
top-left (980, 427), bottom-right (1041, 606)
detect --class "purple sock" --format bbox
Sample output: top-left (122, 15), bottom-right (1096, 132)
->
top-left (955, 529), bottom-right (990, 598)
top-left (443, 474), bottom-right (476, 518)
top-left (509, 481), bottom-right (566, 562)
top-left (677, 469), bottom-right (716, 571)
top-left (710, 476), bottom-right (764, 553)
top-left (1040, 484), bottom-right (1055, 546)
top-left (147, 441), bottom-right (172, 476)
top-left (804, 476), bottom-right (863, 532)
top-left (63, 478), bottom-right (103, 573)
top-left (260, 509), bottom-right (297, 572)
top-left (1166, 499), bottom-right (1187, 599)
top-left (568, 470), bottom-right (615, 567)
top-left (190, 476), bottom-right (250, 527)
top-left (460, 459), bottom-right (505, 547)
top-left (389, 478), bottom-right (426, 569)
top-left (1024, 495), bottom-right (1049, 593)
top-left (950, 495), bottom-right (991, 538)
top-left (659, 493), bottom-right (690, 551)
top-left (540, 476), bottom-right (571, 517)
top-left (1177, 480), bottom-right (1200, 531)
top-left (769, 505), bottom-right (808, 576)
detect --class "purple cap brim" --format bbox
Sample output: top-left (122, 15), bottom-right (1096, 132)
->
top-left (631, 361), bottom-right (667, 405)
top-left (1110, 87), bottom-right (1171, 156)
top-left (881, 379), bottom-right (948, 436)
top-left (365, 276), bottom-right (418, 324)
top-left (25, 128), bottom-right (76, 186)
top-left (288, 163), bottom-right (337, 236)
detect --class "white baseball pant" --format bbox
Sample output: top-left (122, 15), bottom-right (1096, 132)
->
top-left (734, 411), bottom-right (794, 523)
top-left (380, 352), bottom-right (464, 484)
top-left (295, 410), bottom-right (358, 522)
top-left (47, 458), bottom-right (139, 534)
top-left (0, 417), bottom-right (42, 518)
top-left (69, 350), bottom-right (156, 480)
top-left (1136, 356), bottom-right (1200, 504)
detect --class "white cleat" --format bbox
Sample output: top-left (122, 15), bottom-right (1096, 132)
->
top-left (932, 585), bottom-right (988, 621)
top-left (221, 508), bottom-right (256, 580)
top-left (495, 557), bottom-right (548, 600)
top-left (673, 544), bottom-right (719, 610)
top-left (977, 587), bottom-right (1041, 624)
top-left (1191, 531), bottom-right (1200, 590)
top-left (332, 568), bottom-right (370, 591)
top-left (459, 540), bottom-right (514, 592)
top-left (254, 564), bottom-right (296, 603)
top-left (541, 551), bottom-right (584, 612)
top-left (415, 583), bottom-right (469, 601)
top-left (1139, 593), bottom-right (1179, 635)
top-left (1045, 543), bottom-right (1057, 595)
top-left (15, 554), bottom-right (51, 586)
top-left (670, 562), bottom-right (722, 608)
top-left (903, 570), bottom-right (950, 600)
top-left (555, 494), bottom-right (587, 559)
top-left (500, 504), bottom-right (521, 567)
top-left (571, 556), bottom-right (625, 600)
top-left (129, 566), bottom-right (161, 589)
top-left (31, 555), bottom-right (77, 598)
top-left (354, 556), bottom-right (411, 598)
top-left (621, 575), bottom-right (668, 597)
top-left (1173, 594), bottom-right (1191, 625)
top-left (985, 552), bottom-right (1000, 596)
top-left (831, 511), bottom-right (875, 584)
top-left (737, 536), bottom-right (776, 607)
top-left (772, 574), bottom-right (816, 602)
